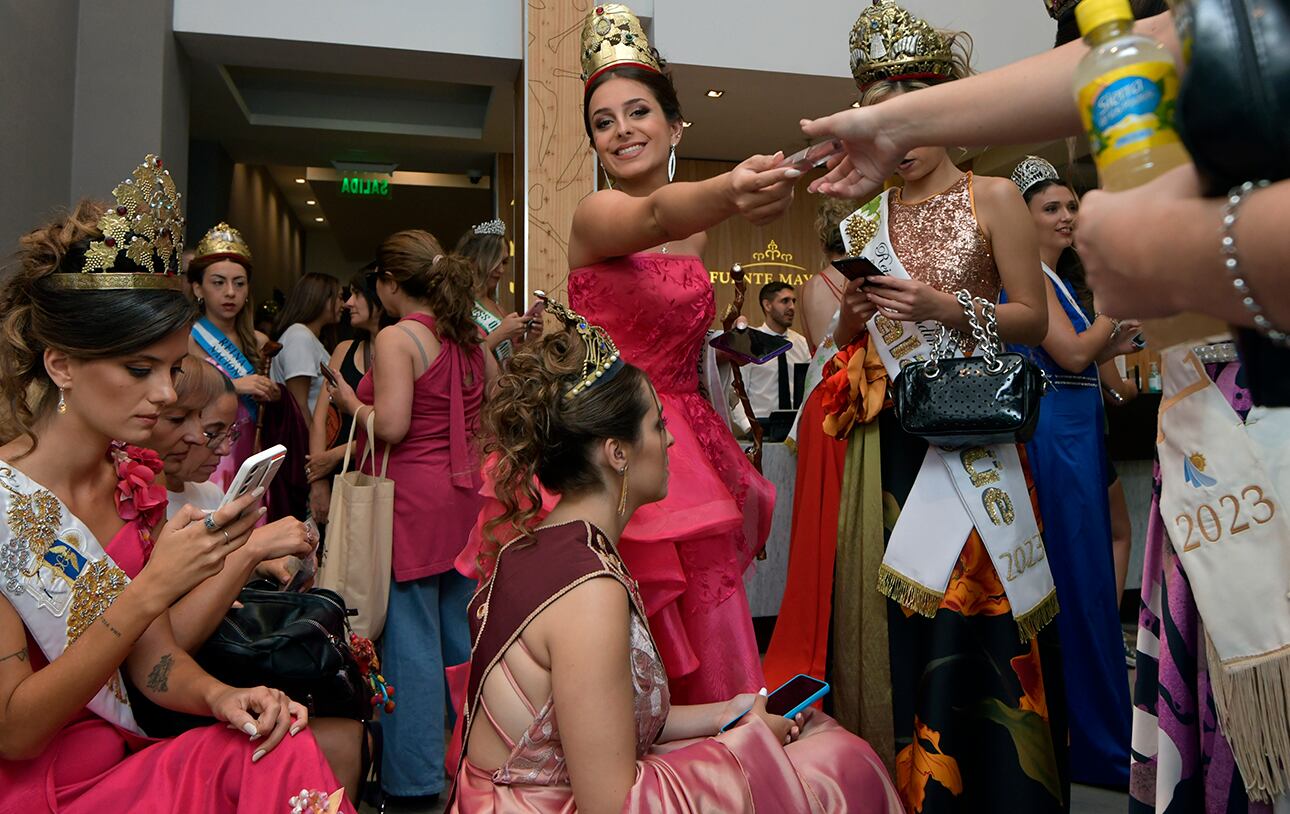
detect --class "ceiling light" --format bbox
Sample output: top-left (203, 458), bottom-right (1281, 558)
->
top-left (306, 199), bottom-right (316, 205)
top-left (314, 217), bottom-right (324, 223)
top-left (295, 178), bottom-right (306, 184)
top-left (682, 121), bottom-right (693, 128)
top-left (705, 89), bottom-right (724, 98)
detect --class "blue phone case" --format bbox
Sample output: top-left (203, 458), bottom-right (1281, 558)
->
top-left (719, 675), bottom-right (830, 733)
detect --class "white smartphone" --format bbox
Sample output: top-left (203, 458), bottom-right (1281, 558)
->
top-left (219, 444), bottom-right (287, 508)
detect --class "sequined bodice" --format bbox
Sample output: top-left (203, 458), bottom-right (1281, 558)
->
top-left (888, 173), bottom-right (1000, 304)
top-left (568, 254), bottom-right (714, 395)
top-left (493, 613), bottom-right (670, 787)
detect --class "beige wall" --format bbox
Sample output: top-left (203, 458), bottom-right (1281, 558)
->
top-left (227, 163), bottom-right (304, 300)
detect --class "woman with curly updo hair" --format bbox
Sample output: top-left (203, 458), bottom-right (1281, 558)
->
top-left (0, 159), bottom-right (355, 811)
top-left (327, 228), bottom-right (497, 801)
top-left (450, 304), bottom-right (899, 813)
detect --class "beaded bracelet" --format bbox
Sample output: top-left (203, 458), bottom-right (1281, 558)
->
top-left (1221, 180), bottom-right (1288, 347)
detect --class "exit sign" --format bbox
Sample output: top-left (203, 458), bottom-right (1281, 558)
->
top-left (340, 176), bottom-right (391, 198)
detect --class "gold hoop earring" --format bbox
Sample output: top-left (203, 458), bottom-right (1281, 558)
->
top-left (57, 388), bottom-right (67, 414)
top-left (617, 463), bottom-right (629, 516)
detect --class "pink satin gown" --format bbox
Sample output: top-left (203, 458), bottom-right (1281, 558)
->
top-left (0, 455), bottom-right (353, 813)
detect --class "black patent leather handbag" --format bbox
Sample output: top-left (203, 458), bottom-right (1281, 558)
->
top-left (1173, 0), bottom-right (1290, 407)
top-left (893, 291), bottom-right (1044, 449)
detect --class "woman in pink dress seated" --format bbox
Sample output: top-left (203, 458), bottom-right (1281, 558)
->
top-left (566, 3), bottom-right (802, 703)
top-left (450, 299), bottom-right (898, 812)
top-left (0, 156), bottom-right (354, 814)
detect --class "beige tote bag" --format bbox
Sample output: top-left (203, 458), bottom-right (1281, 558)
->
top-left (317, 411), bottom-right (394, 638)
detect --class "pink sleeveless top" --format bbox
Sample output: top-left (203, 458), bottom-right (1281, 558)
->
top-left (357, 313), bottom-right (486, 581)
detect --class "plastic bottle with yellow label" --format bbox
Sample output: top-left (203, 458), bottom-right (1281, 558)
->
top-left (1073, 0), bottom-right (1191, 190)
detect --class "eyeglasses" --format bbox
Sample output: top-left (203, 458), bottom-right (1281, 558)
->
top-left (203, 423), bottom-right (242, 450)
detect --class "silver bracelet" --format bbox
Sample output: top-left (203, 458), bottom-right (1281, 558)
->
top-left (1222, 180), bottom-right (1288, 347)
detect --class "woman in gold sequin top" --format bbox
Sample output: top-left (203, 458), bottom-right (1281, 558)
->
top-left (787, 4), bottom-right (1068, 812)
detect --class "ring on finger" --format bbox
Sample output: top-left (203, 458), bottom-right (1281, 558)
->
top-left (204, 513), bottom-right (220, 532)
top-left (222, 529), bottom-right (231, 545)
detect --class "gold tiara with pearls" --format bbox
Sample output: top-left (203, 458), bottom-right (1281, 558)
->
top-left (192, 222), bottom-right (253, 268)
top-left (49, 154), bottom-right (185, 290)
top-left (850, 0), bottom-right (956, 91)
top-left (536, 292), bottom-right (624, 400)
top-left (580, 4), bottom-right (661, 85)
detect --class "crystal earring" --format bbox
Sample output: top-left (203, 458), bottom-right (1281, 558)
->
top-left (617, 463), bottom-right (630, 515)
top-left (668, 144), bottom-right (677, 183)
top-left (57, 388), bottom-right (67, 414)
top-left (603, 166), bottom-right (615, 191)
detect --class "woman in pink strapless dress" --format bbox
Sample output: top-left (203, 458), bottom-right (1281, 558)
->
top-left (556, 6), bottom-right (798, 704)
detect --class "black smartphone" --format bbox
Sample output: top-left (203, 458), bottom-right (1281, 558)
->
top-left (831, 256), bottom-right (884, 281)
top-left (719, 674), bottom-right (831, 732)
top-left (781, 140), bottom-right (845, 172)
top-left (1130, 333), bottom-right (1146, 350)
top-left (708, 328), bottom-right (793, 365)
top-left (319, 363), bottom-right (339, 387)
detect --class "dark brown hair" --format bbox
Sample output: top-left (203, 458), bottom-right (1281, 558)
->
top-left (479, 325), bottom-right (650, 569)
top-left (453, 227), bottom-right (509, 298)
top-left (188, 254), bottom-right (263, 369)
top-left (376, 230), bottom-right (481, 347)
top-left (583, 64), bottom-right (684, 141)
top-left (273, 272), bottom-right (341, 339)
top-left (0, 200), bottom-right (196, 450)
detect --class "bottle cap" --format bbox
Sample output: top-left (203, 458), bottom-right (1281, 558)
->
top-left (1075, 0), bottom-right (1133, 36)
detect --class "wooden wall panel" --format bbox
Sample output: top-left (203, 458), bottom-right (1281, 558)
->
top-left (525, 0), bottom-right (595, 306)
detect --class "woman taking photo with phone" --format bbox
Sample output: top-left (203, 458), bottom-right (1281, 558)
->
top-left (187, 222), bottom-right (278, 489)
top-left (0, 156), bottom-right (353, 812)
top-left (451, 299), bottom-right (899, 813)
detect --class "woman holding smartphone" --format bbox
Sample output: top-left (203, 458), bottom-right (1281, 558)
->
top-left (0, 156), bottom-right (353, 812)
top-left (451, 301), bottom-right (899, 813)
top-left (455, 220), bottom-right (537, 364)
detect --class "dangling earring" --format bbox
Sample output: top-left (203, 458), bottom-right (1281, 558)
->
top-left (667, 144), bottom-right (677, 183)
top-left (195, 296), bottom-right (205, 309)
top-left (617, 463), bottom-right (630, 515)
top-left (602, 165), bottom-right (615, 190)
top-left (57, 388), bottom-right (67, 414)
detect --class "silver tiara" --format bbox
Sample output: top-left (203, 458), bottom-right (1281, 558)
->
top-left (473, 219), bottom-right (506, 237)
top-left (1010, 156), bottom-right (1060, 196)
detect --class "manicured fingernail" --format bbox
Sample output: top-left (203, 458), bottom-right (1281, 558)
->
top-left (242, 722), bottom-right (258, 736)
top-left (290, 726), bottom-right (301, 736)
top-left (249, 733), bottom-right (261, 742)
top-left (252, 749), bottom-right (266, 763)
top-left (784, 168), bottom-right (802, 179)
top-left (258, 507), bottom-right (268, 515)
top-left (758, 687), bottom-right (768, 696)
top-left (253, 487), bottom-right (265, 497)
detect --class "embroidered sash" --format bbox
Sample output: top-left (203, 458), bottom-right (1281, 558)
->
top-left (1157, 346), bottom-right (1290, 802)
top-left (191, 317), bottom-right (258, 420)
top-left (471, 302), bottom-right (512, 363)
top-left (840, 193), bottom-right (1057, 640)
top-left (0, 463), bottom-right (143, 734)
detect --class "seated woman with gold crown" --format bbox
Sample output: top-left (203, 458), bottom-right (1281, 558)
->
top-left (449, 297), bottom-right (899, 813)
top-left (0, 156), bottom-right (355, 813)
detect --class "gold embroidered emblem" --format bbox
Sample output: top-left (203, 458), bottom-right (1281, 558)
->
top-left (6, 489), bottom-right (62, 572)
top-left (66, 559), bottom-right (130, 644)
top-left (844, 212), bottom-right (878, 251)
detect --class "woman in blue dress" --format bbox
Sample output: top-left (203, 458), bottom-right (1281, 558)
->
top-left (1006, 156), bottom-right (1142, 787)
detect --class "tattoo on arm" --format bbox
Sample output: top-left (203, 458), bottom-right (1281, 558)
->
top-left (98, 615), bottom-right (123, 638)
top-left (0, 648), bottom-right (27, 664)
top-left (146, 653), bottom-right (174, 693)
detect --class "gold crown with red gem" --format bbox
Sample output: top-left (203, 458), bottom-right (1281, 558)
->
top-left (50, 154), bottom-right (185, 290)
top-left (580, 4), bottom-right (661, 85)
top-left (850, 0), bottom-right (956, 91)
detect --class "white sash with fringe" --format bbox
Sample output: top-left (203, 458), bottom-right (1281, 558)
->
top-left (1157, 346), bottom-right (1290, 802)
top-left (0, 462), bottom-right (143, 734)
top-left (839, 192), bottom-right (1057, 640)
